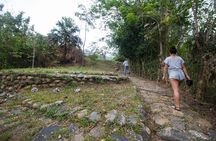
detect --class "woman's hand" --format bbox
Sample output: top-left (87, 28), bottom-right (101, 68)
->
top-left (185, 75), bottom-right (190, 80)
top-left (182, 64), bottom-right (190, 80)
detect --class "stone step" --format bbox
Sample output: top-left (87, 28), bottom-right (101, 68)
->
top-left (130, 77), bottom-right (215, 141)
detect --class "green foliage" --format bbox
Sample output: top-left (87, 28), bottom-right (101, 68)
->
top-left (44, 106), bottom-right (59, 118)
top-left (90, 0), bottom-right (216, 104)
top-left (113, 54), bottom-right (125, 62)
top-left (88, 54), bottom-right (99, 65)
top-left (48, 17), bottom-right (82, 64)
top-left (43, 105), bottom-right (69, 121)
top-left (126, 13), bottom-right (138, 24)
top-left (55, 111), bottom-right (70, 121)
top-left (0, 7), bottom-right (58, 68)
top-left (0, 132), bottom-right (12, 141)
top-left (0, 10), bottom-right (84, 68)
top-left (0, 11), bottom-right (32, 68)
top-left (31, 33), bottom-right (57, 67)
top-left (79, 118), bottom-right (92, 127)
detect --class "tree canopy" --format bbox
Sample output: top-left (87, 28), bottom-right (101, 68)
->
top-left (90, 0), bottom-right (216, 103)
top-left (48, 17), bottom-right (82, 63)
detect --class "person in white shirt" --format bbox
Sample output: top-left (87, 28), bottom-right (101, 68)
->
top-left (163, 47), bottom-right (190, 111)
top-left (123, 59), bottom-right (129, 75)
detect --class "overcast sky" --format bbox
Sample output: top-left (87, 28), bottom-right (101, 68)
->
top-left (1, 0), bottom-right (109, 50)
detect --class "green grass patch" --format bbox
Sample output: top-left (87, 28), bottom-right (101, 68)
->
top-left (78, 118), bottom-right (93, 127)
top-left (20, 83), bottom-right (141, 116)
top-left (0, 60), bottom-right (116, 74)
top-left (0, 66), bottom-right (103, 74)
top-left (0, 111), bottom-right (4, 116)
top-left (47, 128), bottom-right (70, 140)
top-left (44, 106), bottom-right (59, 118)
top-left (3, 115), bottom-right (20, 125)
top-left (19, 127), bottom-right (41, 141)
top-left (0, 132), bottom-right (12, 141)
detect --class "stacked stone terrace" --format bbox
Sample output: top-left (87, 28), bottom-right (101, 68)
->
top-left (0, 72), bottom-right (128, 93)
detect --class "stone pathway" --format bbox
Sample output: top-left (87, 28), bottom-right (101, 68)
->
top-left (130, 77), bottom-right (216, 141)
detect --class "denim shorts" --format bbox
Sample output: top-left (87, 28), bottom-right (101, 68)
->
top-left (168, 69), bottom-right (185, 80)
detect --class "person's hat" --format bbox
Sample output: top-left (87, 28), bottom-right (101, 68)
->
top-left (186, 80), bottom-right (193, 86)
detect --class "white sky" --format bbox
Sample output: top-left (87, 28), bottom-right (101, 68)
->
top-left (1, 0), bottom-right (109, 51)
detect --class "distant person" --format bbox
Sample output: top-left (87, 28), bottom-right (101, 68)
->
top-left (123, 59), bottom-right (129, 75)
top-left (163, 47), bottom-right (190, 111)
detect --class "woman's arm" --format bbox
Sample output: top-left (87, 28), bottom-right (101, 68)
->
top-left (182, 64), bottom-right (190, 80)
top-left (162, 64), bottom-right (168, 80)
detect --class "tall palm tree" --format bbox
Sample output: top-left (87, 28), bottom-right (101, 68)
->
top-left (48, 17), bottom-right (82, 63)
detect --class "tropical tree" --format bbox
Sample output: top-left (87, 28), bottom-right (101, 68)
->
top-left (0, 4), bottom-right (58, 68)
top-left (28, 33), bottom-right (56, 67)
top-left (90, 0), bottom-right (192, 78)
top-left (75, 4), bottom-right (95, 65)
top-left (0, 9), bottom-right (33, 68)
top-left (48, 17), bottom-right (82, 63)
top-left (189, 0), bottom-right (216, 101)
top-left (90, 0), bottom-right (216, 103)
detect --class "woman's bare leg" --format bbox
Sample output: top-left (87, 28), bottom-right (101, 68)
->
top-left (170, 79), bottom-right (180, 109)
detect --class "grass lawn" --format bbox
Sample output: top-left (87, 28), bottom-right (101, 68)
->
top-left (0, 81), bottom-right (144, 141)
top-left (0, 60), bottom-right (117, 75)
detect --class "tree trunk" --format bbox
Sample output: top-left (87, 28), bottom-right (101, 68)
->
top-left (158, 24), bottom-right (164, 70)
top-left (158, 4), bottom-right (169, 81)
top-left (63, 44), bottom-right (67, 63)
top-left (192, 2), bottom-right (201, 50)
top-left (32, 46), bottom-right (35, 68)
top-left (82, 23), bottom-right (87, 66)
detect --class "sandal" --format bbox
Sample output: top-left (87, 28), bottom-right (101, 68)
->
top-left (174, 107), bottom-right (180, 111)
top-left (171, 106), bottom-right (181, 111)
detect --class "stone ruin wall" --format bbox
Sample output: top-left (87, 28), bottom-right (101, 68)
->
top-left (0, 72), bottom-right (128, 93)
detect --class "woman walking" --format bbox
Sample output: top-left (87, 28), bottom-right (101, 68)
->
top-left (163, 47), bottom-right (190, 111)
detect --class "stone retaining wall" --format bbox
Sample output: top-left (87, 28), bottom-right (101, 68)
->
top-left (0, 72), bottom-right (128, 93)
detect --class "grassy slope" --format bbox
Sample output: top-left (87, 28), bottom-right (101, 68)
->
top-left (0, 59), bottom-right (116, 74)
top-left (1, 82), bottom-right (142, 141)
top-left (0, 60), bottom-right (144, 141)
